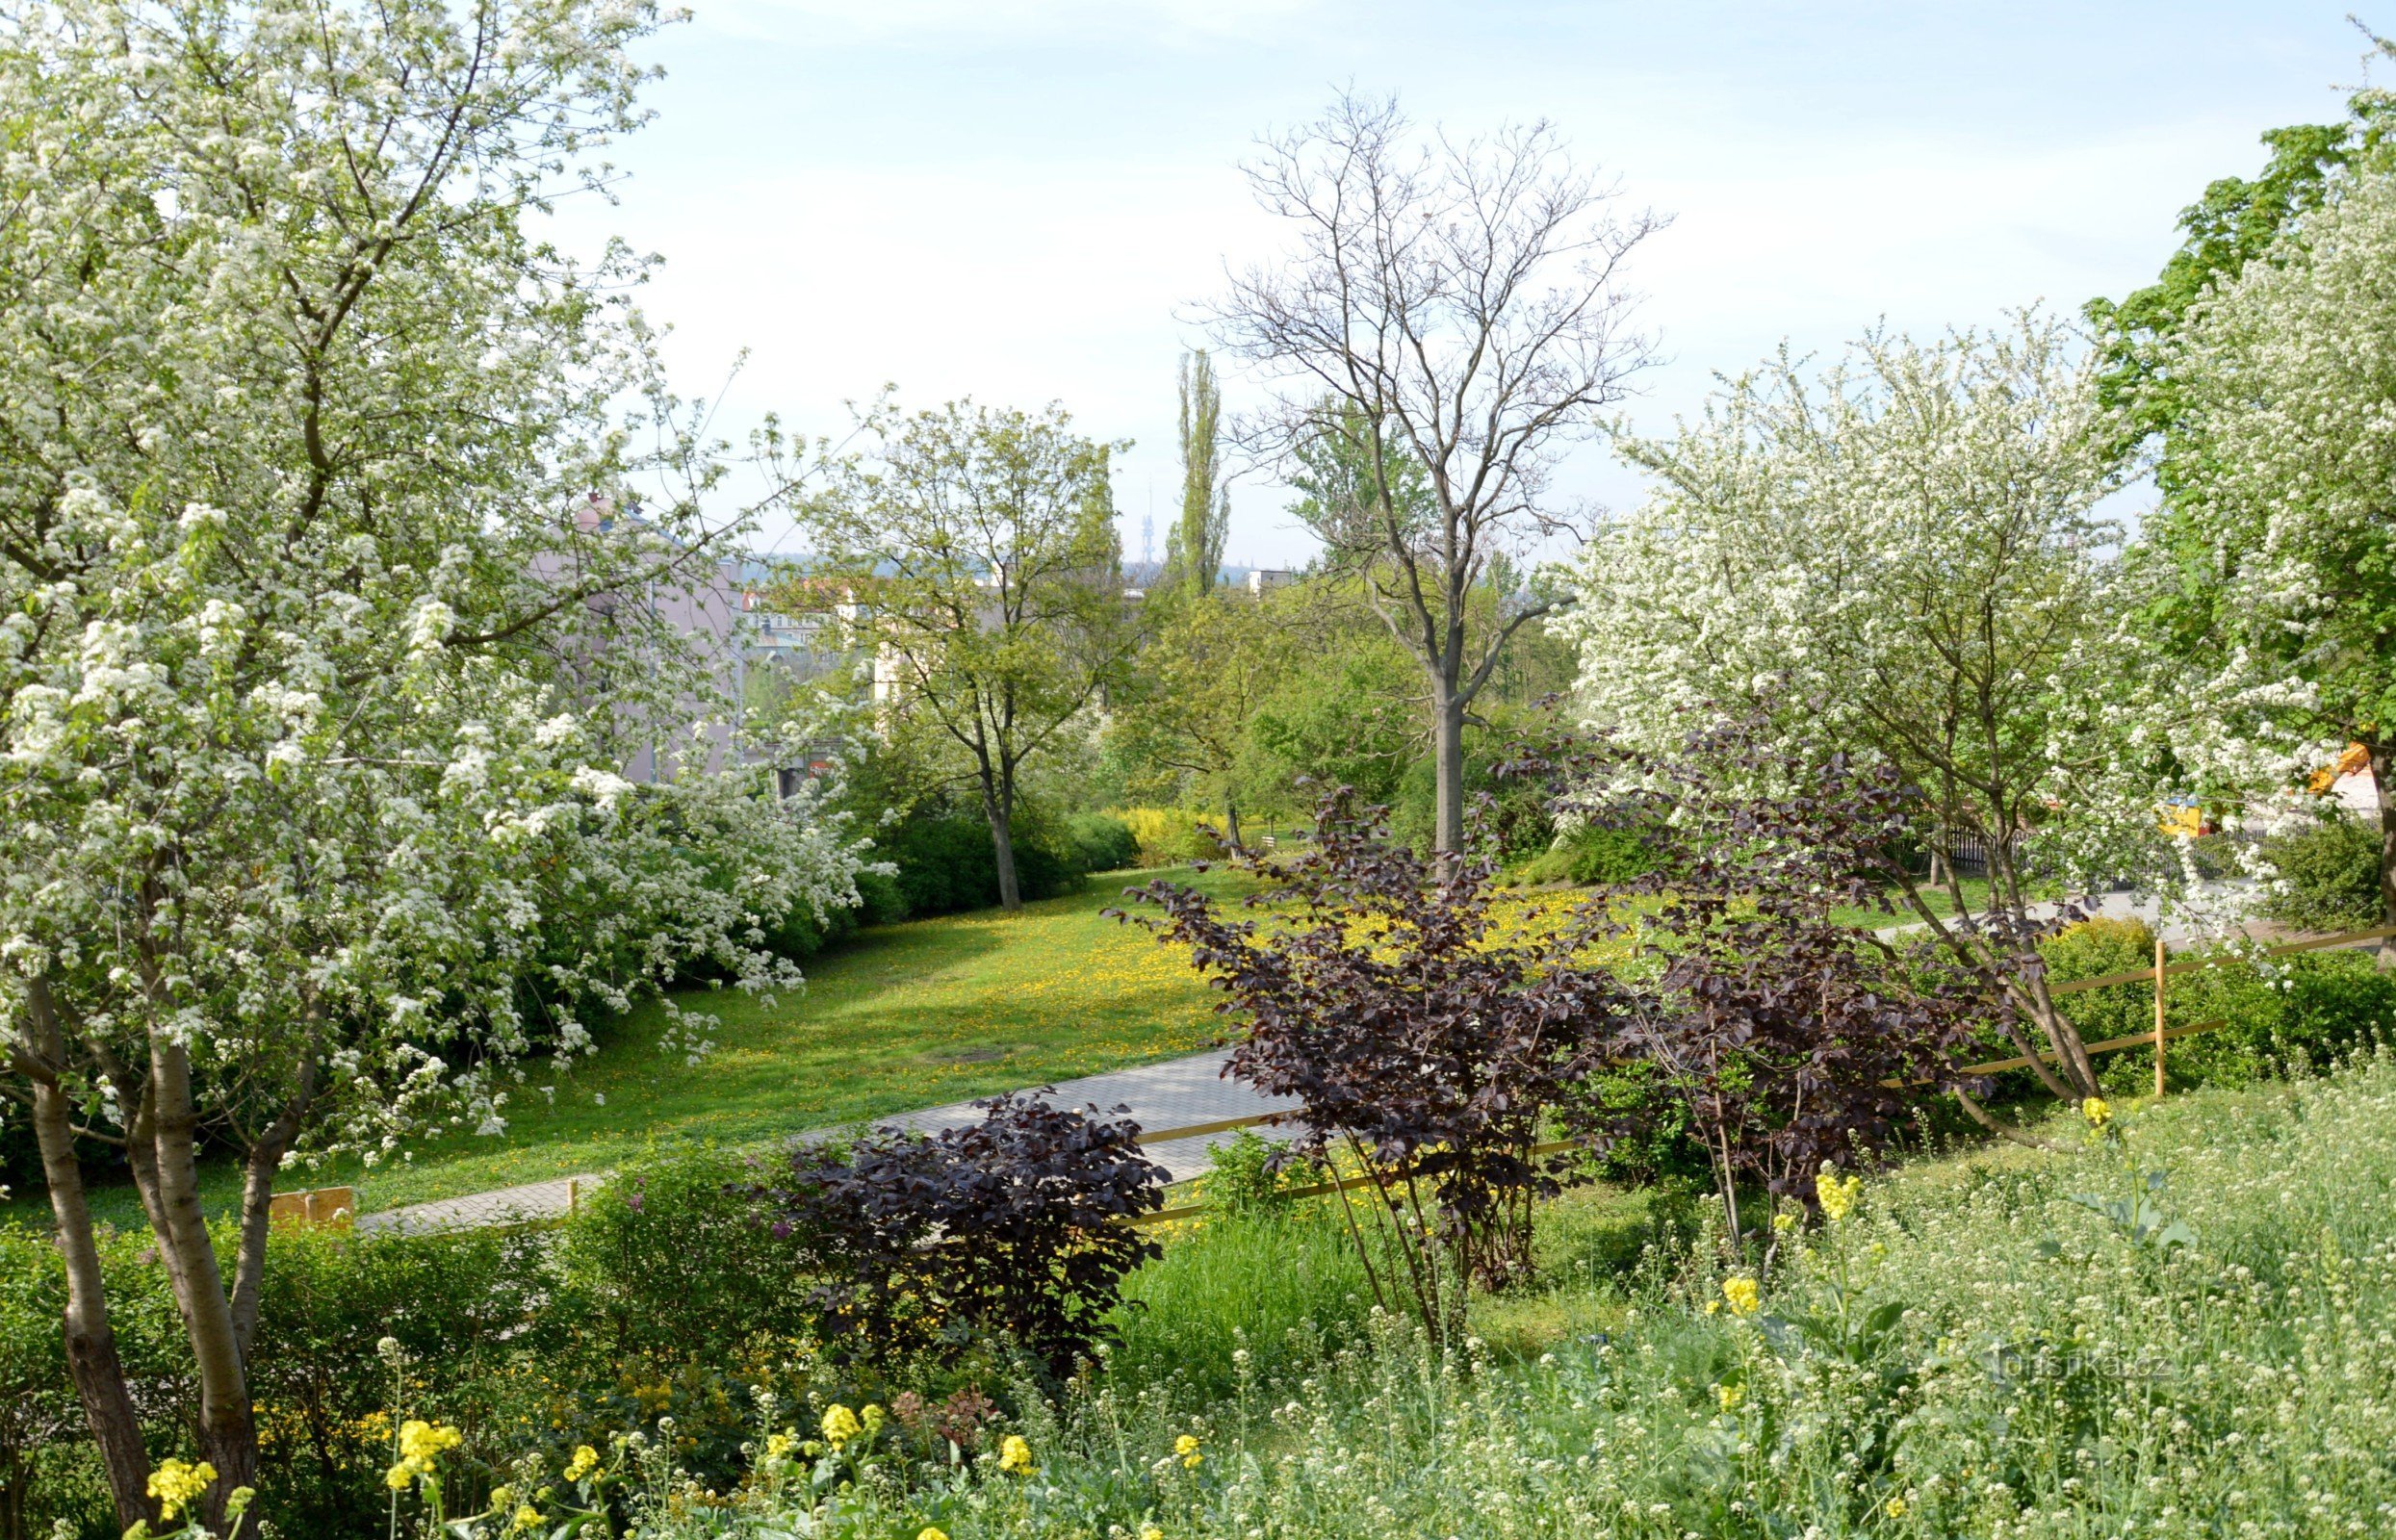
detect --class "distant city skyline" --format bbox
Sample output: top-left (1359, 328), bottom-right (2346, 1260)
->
top-left (539, 2), bottom-right (2380, 567)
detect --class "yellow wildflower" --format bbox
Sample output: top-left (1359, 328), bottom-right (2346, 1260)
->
top-left (563, 1444), bottom-right (600, 1482)
top-left (764, 1431), bottom-right (795, 1461)
top-left (398, 1420), bottom-right (462, 1462)
top-left (918, 1528), bottom-right (950, 1540)
top-left (514, 1506), bottom-right (544, 1531)
top-left (1703, 1298), bottom-right (1721, 1316)
top-left (1721, 1276), bottom-right (1761, 1317)
top-left (1174, 1432), bottom-right (1202, 1469)
top-left (822, 1404), bottom-right (862, 1449)
top-left (1715, 1382), bottom-right (1743, 1412)
top-left (999, 1433), bottom-right (1035, 1474)
top-left (385, 1454), bottom-right (429, 1491)
top-left (2081, 1096), bottom-right (2112, 1129)
top-left (862, 1403), bottom-right (887, 1435)
top-left (1816, 1168), bottom-right (1862, 1222)
top-left (147, 1459), bottom-right (217, 1522)
top-left (1771, 1211), bottom-right (1797, 1235)
top-left (1142, 1527), bottom-right (1164, 1540)
top-left (1885, 1495), bottom-right (1909, 1518)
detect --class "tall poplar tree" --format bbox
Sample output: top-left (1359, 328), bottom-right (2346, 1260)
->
top-left (1169, 350), bottom-right (1232, 594)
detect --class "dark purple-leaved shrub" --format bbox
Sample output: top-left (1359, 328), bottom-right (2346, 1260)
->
top-left (1518, 720), bottom-right (2009, 1241)
top-left (758, 1092), bottom-right (1166, 1373)
top-left (1119, 789), bottom-right (1638, 1340)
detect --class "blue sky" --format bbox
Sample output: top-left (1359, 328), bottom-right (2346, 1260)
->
top-left (553, 2), bottom-right (2378, 565)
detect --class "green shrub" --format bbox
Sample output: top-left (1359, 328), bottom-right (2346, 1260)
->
top-left (0, 1227), bottom-right (93, 1537)
top-left (2040, 916), bottom-right (2396, 1094)
top-left (250, 1223), bottom-right (560, 1537)
top-left (553, 1145), bottom-right (820, 1360)
top-left (1390, 747), bottom-right (1557, 861)
top-left (1119, 807), bottom-right (1225, 866)
top-left (760, 893), bottom-right (863, 962)
top-left (2258, 813), bottom-right (2383, 932)
top-left (1192, 1131), bottom-right (1325, 1218)
top-left (2040, 915), bottom-right (2158, 1044)
top-left (873, 805), bottom-right (1086, 916)
top-left (1065, 811), bottom-right (1142, 874)
top-left (1512, 824), bottom-right (1660, 886)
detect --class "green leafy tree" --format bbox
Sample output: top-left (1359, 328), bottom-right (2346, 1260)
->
top-left (793, 401), bottom-right (1137, 910)
top-left (1105, 584), bottom-right (1301, 842)
top-left (1167, 350), bottom-right (1232, 595)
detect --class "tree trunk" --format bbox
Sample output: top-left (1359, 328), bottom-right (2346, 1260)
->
top-left (1224, 795), bottom-right (1242, 852)
top-left (1431, 689), bottom-right (1467, 861)
top-left (982, 771), bottom-right (1022, 911)
top-left (144, 1039), bottom-right (258, 1520)
top-left (24, 988), bottom-right (154, 1530)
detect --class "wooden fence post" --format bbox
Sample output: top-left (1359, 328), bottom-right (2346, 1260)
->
top-left (2153, 935), bottom-right (2168, 1097)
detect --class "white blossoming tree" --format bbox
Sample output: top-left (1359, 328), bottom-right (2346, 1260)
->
top-left (1559, 316), bottom-right (2154, 1112)
top-left (0, 0), bottom-right (868, 1526)
top-left (2138, 155), bottom-right (2396, 929)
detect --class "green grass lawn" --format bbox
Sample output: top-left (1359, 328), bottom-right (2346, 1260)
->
top-left (1825, 875), bottom-right (1993, 932)
top-left (46, 866), bottom-right (2004, 1229)
top-left (62, 865), bottom-right (1255, 1226)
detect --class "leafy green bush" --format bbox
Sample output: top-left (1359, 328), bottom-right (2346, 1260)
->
top-left (1511, 823), bottom-right (1661, 886)
top-left (1390, 746), bottom-right (1556, 861)
top-left (2040, 915), bottom-right (2157, 1044)
top-left (2258, 813), bottom-right (2383, 931)
top-left (2039, 916), bottom-right (2396, 1094)
top-left (1119, 806), bottom-right (1226, 866)
top-left (1191, 1131), bottom-right (1325, 1218)
top-left (554, 1145), bottom-right (819, 1360)
top-left (1065, 811), bottom-right (1142, 874)
top-left (872, 805), bottom-right (1085, 917)
top-left (249, 1223), bottom-right (561, 1537)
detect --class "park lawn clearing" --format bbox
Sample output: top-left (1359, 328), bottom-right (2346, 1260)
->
top-left (34, 866), bottom-right (1255, 1229)
top-left (333, 864), bottom-right (1262, 1211)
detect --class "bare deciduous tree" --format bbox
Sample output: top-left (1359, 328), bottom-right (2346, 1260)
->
top-left (1205, 92), bottom-right (1661, 857)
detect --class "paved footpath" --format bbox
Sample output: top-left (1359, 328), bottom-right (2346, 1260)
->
top-left (356, 1047), bottom-right (1296, 1237)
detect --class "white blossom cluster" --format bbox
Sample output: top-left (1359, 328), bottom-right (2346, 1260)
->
top-left (2149, 161), bottom-right (2396, 805)
top-left (1555, 314), bottom-right (2189, 898)
top-left (0, 0), bottom-right (872, 1174)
